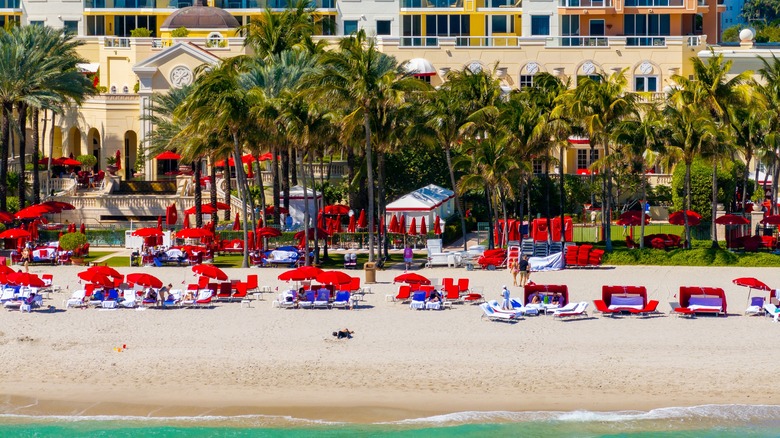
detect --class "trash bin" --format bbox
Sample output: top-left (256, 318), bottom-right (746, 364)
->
top-left (364, 262), bottom-right (376, 284)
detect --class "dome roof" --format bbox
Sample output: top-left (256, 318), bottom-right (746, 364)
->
top-left (161, 1), bottom-right (240, 30)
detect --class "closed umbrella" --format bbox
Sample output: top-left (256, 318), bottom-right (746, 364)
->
top-left (80, 223), bottom-right (86, 234)
top-left (389, 215), bottom-right (399, 233)
top-left (183, 214), bottom-right (190, 229)
top-left (157, 216), bottom-right (162, 231)
top-left (232, 213), bottom-right (240, 231)
top-left (434, 215), bottom-right (442, 235)
top-left (247, 231), bottom-right (255, 251)
top-left (357, 210), bottom-right (367, 228)
top-left (166, 203), bottom-right (178, 226)
top-left (348, 214), bottom-right (357, 233)
top-left (419, 217), bottom-right (427, 235)
top-left (255, 228), bottom-right (263, 250)
top-left (399, 215), bottom-right (406, 234)
top-left (408, 217), bottom-right (417, 235)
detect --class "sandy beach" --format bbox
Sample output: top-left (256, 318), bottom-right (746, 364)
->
top-left (0, 260), bottom-right (778, 423)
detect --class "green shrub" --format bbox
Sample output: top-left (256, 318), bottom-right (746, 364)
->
top-left (603, 246), bottom-right (780, 267)
top-left (77, 154), bottom-right (97, 169)
top-left (171, 27), bottom-right (189, 38)
top-left (6, 196), bottom-right (18, 214)
top-left (59, 232), bottom-right (87, 251)
top-left (130, 27), bottom-right (151, 37)
top-left (671, 158), bottom-right (743, 221)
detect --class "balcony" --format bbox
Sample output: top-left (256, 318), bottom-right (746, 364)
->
top-left (455, 36), bottom-right (521, 47)
top-left (401, 0), bottom-right (463, 8)
top-left (626, 36), bottom-right (666, 47)
top-left (399, 36), bottom-right (440, 47)
top-left (0, 0), bottom-right (20, 8)
top-left (549, 36), bottom-right (610, 47)
top-left (104, 37), bottom-right (131, 48)
top-left (478, 0), bottom-right (521, 8)
top-left (559, 0), bottom-right (612, 7)
top-left (624, 0), bottom-right (683, 6)
top-left (85, 0), bottom-right (167, 7)
top-left (84, 0), bottom-right (334, 8)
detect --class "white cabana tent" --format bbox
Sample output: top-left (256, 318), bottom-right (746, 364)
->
top-left (386, 184), bottom-right (455, 233)
top-left (280, 185), bottom-right (322, 229)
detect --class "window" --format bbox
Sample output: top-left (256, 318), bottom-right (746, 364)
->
top-left (530, 15), bottom-right (549, 36)
top-left (532, 159), bottom-right (543, 174)
top-left (63, 20), bottom-right (78, 34)
top-left (207, 32), bottom-right (224, 47)
top-left (114, 15), bottom-right (157, 37)
top-left (29, 20), bottom-right (44, 26)
top-left (87, 16), bottom-right (105, 35)
top-left (519, 74), bottom-right (534, 89)
top-left (634, 76), bottom-right (658, 92)
top-left (589, 19), bottom-right (604, 36)
top-left (343, 20), bottom-right (358, 35)
top-left (426, 14), bottom-right (469, 36)
top-left (624, 14), bottom-right (671, 36)
top-left (577, 149), bottom-right (599, 170)
top-left (376, 20), bottom-right (391, 35)
top-left (490, 15), bottom-right (513, 33)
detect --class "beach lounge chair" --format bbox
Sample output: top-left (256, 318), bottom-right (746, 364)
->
top-left (162, 290), bottom-right (182, 308)
top-left (332, 291), bottom-right (351, 309)
top-left (745, 297), bottom-right (765, 316)
top-left (593, 299), bottom-right (619, 317)
top-left (121, 290), bottom-right (137, 308)
top-left (65, 289), bottom-right (87, 308)
top-left (553, 302), bottom-right (589, 319)
top-left (0, 288), bottom-right (16, 303)
top-left (763, 302), bottom-right (780, 321)
top-left (442, 284), bottom-right (462, 308)
top-left (313, 289), bottom-right (331, 309)
top-left (410, 291), bottom-right (426, 310)
top-left (628, 300), bottom-right (660, 317)
top-left (299, 291), bottom-right (316, 309)
top-left (457, 278), bottom-right (470, 294)
top-left (245, 274), bottom-right (259, 294)
top-left (487, 300), bottom-right (524, 318)
top-left (189, 290), bottom-right (213, 309)
top-left (101, 289), bottom-right (120, 309)
top-left (479, 303), bottom-right (519, 322)
top-left (509, 298), bottom-right (538, 316)
top-left (394, 285), bottom-right (412, 303)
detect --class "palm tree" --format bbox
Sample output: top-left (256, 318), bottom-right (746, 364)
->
top-left (178, 60), bottom-right (253, 268)
top-left (568, 69), bottom-right (638, 252)
top-left (241, 0), bottom-right (318, 59)
top-left (307, 29), bottom-right (420, 262)
top-left (758, 55), bottom-right (780, 215)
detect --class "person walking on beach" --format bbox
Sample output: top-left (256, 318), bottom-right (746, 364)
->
top-left (519, 255), bottom-right (530, 287)
top-left (509, 259), bottom-right (519, 286)
top-left (403, 246), bottom-right (413, 272)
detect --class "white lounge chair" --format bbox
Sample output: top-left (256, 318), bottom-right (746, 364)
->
top-left (764, 302), bottom-right (780, 321)
top-left (510, 298), bottom-right (538, 316)
top-left (479, 303), bottom-right (519, 322)
top-left (0, 288), bottom-right (16, 303)
top-left (745, 296), bottom-right (765, 316)
top-left (487, 300), bottom-right (524, 318)
top-left (65, 290), bottom-right (87, 308)
top-left (121, 290), bottom-right (137, 308)
top-left (553, 302), bottom-right (589, 319)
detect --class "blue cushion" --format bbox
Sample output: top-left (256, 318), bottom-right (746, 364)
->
top-left (611, 295), bottom-right (643, 306)
top-left (689, 296), bottom-right (722, 307)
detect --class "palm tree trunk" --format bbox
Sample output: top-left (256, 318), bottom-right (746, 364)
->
top-left (639, 161), bottom-right (647, 250)
top-left (485, 186), bottom-right (494, 250)
top-left (685, 161), bottom-right (692, 249)
top-left (0, 102), bottom-right (10, 211)
top-left (559, 142), bottom-right (566, 244)
top-left (346, 146), bottom-right (358, 208)
top-left (46, 111), bottom-right (55, 200)
top-left (364, 111), bottom-right (376, 262)
top-left (232, 133), bottom-right (249, 268)
top-left (377, 151), bottom-right (386, 259)
top-left (445, 145), bottom-right (468, 251)
top-left (773, 163), bottom-right (780, 216)
top-left (17, 103), bottom-right (27, 209)
top-left (300, 150), bottom-right (310, 266)
top-left (281, 145), bottom-right (290, 211)
top-left (742, 149), bottom-right (752, 212)
top-left (209, 157), bottom-right (217, 216)
top-left (194, 162), bottom-right (203, 229)
top-left (32, 108), bottom-right (40, 204)
top-left (223, 153), bottom-right (232, 221)
top-left (545, 159), bottom-right (552, 244)
top-left (271, 145), bottom-right (280, 225)
top-left (310, 152), bottom-right (321, 264)
top-left (518, 178), bottom-right (525, 239)
top-left (711, 162), bottom-right (719, 249)
top-left (604, 143), bottom-right (613, 252)
top-left (254, 157), bottom-right (266, 226)
top-left (291, 149), bottom-right (297, 186)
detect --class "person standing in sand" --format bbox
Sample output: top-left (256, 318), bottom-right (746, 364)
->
top-left (509, 259), bottom-right (519, 286)
top-left (500, 285), bottom-right (512, 310)
top-left (519, 255), bottom-right (530, 287)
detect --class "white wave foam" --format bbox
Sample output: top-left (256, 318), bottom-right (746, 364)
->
top-left (382, 404), bottom-right (780, 426)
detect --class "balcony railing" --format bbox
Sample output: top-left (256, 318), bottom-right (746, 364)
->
top-left (624, 0), bottom-right (683, 6)
top-left (85, 0), bottom-right (334, 7)
top-left (0, 0), bottom-right (20, 8)
top-left (401, 0), bottom-right (463, 7)
top-left (479, 0), bottom-right (521, 7)
top-left (456, 36), bottom-right (520, 47)
top-left (559, 0), bottom-right (612, 7)
top-left (104, 37), bottom-right (131, 48)
top-left (626, 36), bottom-right (666, 47)
top-left (686, 35), bottom-right (702, 46)
top-left (399, 36), bottom-right (440, 47)
top-left (549, 36), bottom-right (609, 47)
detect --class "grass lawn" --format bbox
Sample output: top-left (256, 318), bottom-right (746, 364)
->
top-left (83, 251), bottom-right (115, 262)
top-left (601, 240), bottom-right (780, 267)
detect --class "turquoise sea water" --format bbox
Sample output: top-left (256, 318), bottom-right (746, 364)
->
top-left (2, 405), bottom-right (780, 437)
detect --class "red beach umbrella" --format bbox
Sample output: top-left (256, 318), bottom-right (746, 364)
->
top-left (77, 271), bottom-right (114, 287)
top-left (316, 270), bottom-right (353, 286)
top-left (155, 151), bottom-right (181, 160)
top-left (0, 264), bottom-right (14, 276)
top-left (434, 215), bottom-right (442, 235)
top-left (357, 210), bottom-right (367, 228)
top-left (85, 265), bottom-right (123, 279)
top-left (232, 213), bottom-right (240, 231)
top-left (278, 266), bottom-right (323, 282)
top-left (419, 216), bottom-right (427, 235)
top-left (760, 215), bottom-right (780, 225)
top-left (8, 272), bottom-right (45, 287)
top-left (166, 203), bottom-right (178, 226)
top-left (265, 205), bottom-right (289, 215)
top-left (715, 214), bottom-right (749, 225)
top-left (176, 228), bottom-right (213, 239)
top-left (183, 214), bottom-right (190, 229)
top-left (393, 272), bottom-right (430, 285)
top-left (348, 214), bottom-right (357, 233)
top-left (40, 201), bottom-right (75, 212)
top-left (380, 215), bottom-right (386, 234)
top-left (669, 210), bottom-right (702, 226)
top-left (616, 211), bottom-right (650, 226)
top-left (192, 264), bottom-right (228, 281)
top-left (247, 231), bottom-right (255, 250)
top-left (157, 216), bottom-right (162, 230)
top-left (389, 215), bottom-right (399, 233)
top-left (255, 229), bottom-right (263, 250)
top-left (733, 277), bottom-right (771, 291)
top-left (408, 217), bottom-right (417, 235)
top-left (127, 273), bottom-right (163, 289)
top-left (80, 223), bottom-right (86, 234)
top-left (0, 229), bottom-right (30, 239)
top-left (0, 211), bottom-right (12, 223)
top-left (14, 204), bottom-right (55, 219)
top-left (132, 227), bottom-right (163, 237)
top-left (323, 204), bottom-right (350, 215)
top-left (257, 218), bottom-right (264, 228)
top-left (399, 215), bottom-right (406, 234)
top-left (60, 158), bottom-right (83, 166)
top-left (256, 227), bottom-right (282, 238)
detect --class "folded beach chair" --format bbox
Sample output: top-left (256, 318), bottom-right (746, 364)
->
top-left (593, 299), bottom-right (619, 317)
top-left (409, 291), bottom-right (426, 310)
top-left (745, 297), bottom-right (765, 316)
top-left (299, 291), bottom-right (316, 309)
top-left (332, 291), bottom-right (351, 309)
top-left (553, 302), bottom-right (589, 319)
top-left (479, 303), bottom-right (519, 322)
top-left (313, 289), bottom-right (331, 309)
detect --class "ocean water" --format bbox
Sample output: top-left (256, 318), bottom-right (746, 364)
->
top-left (1, 405), bottom-right (780, 437)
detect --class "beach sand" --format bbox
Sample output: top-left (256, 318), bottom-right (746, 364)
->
top-left (0, 262), bottom-right (778, 423)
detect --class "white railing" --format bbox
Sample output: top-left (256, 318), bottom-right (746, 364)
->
top-left (103, 37), bottom-right (131, 48)
top-left (559, 0), bottom-right (613, 7)
top-left (548, 36), bottom-right (610, 47)
top-left (686, 35), bottom-right (703, 46)
top-left (455, 36), bottom-right (521, 47)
